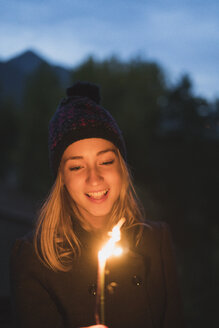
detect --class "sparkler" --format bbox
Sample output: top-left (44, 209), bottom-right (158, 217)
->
top-left (95, 218), bottom-right (126, 325)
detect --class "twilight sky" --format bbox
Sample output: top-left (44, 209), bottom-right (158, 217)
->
top-left (0, 0), bottom-right (219, 100)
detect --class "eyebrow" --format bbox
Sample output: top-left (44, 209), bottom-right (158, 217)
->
top-left (97, 148), bottom-right (116, 156)
top-left (64, 148), bottom-right (116, 163)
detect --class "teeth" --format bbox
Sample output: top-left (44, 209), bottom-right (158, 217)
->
top-left (87, 189), bottom-right (108, 199)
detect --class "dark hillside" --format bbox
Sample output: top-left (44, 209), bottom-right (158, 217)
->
top-left (0, 50), bottom-right (71, 105)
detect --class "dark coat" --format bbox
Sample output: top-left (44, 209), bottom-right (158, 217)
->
top-left (10, 221), bottom-right (184, 328)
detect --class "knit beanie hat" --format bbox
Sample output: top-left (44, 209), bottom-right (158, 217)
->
top-left (48, 81), bottom-right (126, 177)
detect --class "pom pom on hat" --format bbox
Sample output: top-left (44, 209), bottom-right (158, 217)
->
top-left (48, 81), bottom-right (126, 177)
top-left (66, 81), bottom-right (101, 104)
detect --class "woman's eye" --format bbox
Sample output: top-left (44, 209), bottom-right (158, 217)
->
top-left (69, 166), bottom-right (82, 171)
top-left (101, 159), bottom-right (114, 165)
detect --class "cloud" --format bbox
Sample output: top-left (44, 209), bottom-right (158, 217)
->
top-left (0, 0), bottom-right (219, 99)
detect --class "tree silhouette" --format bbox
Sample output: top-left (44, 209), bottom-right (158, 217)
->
top-left (0, 99), bottom-right (18, 180)
top-left (18, 63), bottom-right (63, 195)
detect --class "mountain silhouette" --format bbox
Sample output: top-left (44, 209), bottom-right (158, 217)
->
top-left (0, 50), bottom-right (71, 105)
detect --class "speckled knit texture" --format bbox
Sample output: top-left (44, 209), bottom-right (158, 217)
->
top-left (49, 94), bottom-right (126, 176)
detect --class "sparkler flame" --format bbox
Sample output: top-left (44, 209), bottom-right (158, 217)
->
top-left (98, 217), bottom-right (126, 264)
top-left (95, 217), bottom-right (126, 324)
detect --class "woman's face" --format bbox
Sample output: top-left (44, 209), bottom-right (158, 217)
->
top-left (61, 138), bottom-right (123, 229)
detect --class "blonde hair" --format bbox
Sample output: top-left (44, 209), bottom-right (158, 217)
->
top-left (34, 150), bottom-right (145, 271)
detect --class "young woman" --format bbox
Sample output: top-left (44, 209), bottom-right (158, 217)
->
top-left (10, 82), bottom-right (184, 328)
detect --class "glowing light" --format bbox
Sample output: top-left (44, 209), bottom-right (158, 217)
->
top-left (95, 217), bottom-right (126, 325)
top-left (98, 217), bottom-right (125, 265)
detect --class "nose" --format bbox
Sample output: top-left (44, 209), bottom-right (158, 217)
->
top-left (86, 166), bottom-right (103, 185)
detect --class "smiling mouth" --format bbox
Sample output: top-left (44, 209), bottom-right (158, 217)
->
top-left (86, 189), bottom-right (109, 200)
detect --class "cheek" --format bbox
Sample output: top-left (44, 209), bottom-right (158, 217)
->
top-left (110, 170), bottom-right (123, 193)
top-left (63, 174), bottom-right (78, 199)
